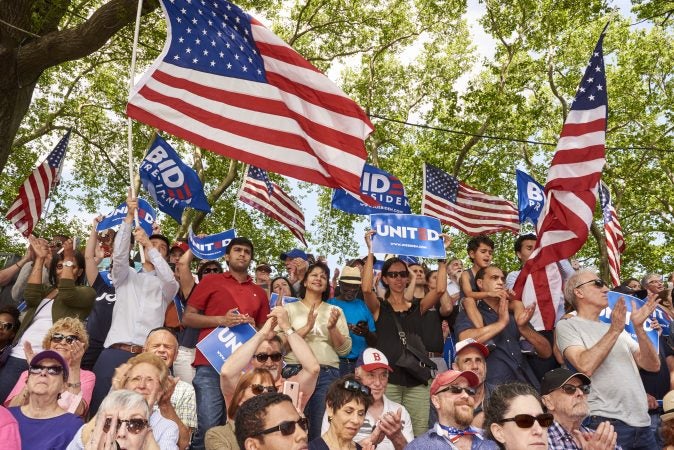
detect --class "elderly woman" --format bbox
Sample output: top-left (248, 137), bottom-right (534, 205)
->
top-left (67, 389), bottom-right (159, 450)
top-left (484, 382), bottom-right (552, 450)
top-left (281, 261), bottom-right (351, 441)
top-left (0, 237), bottom-right (95, 403)
top-left (8, 350), bottom-right (83, 448)
top-left (206, 368), bottom-right (277, 449)
top-left (5, 317), bottom-right (94, 416)
top-left (310, 375), bottom-right (374, 450)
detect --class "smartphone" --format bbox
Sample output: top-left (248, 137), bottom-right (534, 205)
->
top-left (283, 380), bottom-right (300, 408)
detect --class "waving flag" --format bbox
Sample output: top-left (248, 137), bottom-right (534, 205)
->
top-left (516, 170), bottom-right (545, 226)
top-left (332, 164), bottom-right (411, 215)
top-left (599, 181), bottom-right (624, 287)
top-left (422, 163), bottom-right (519, 235)
top-left (238, 166), bottom-right (306, 245)
top-left (126, 0), bottom-right (374, 204)
top-left (6, 131), bottom-right (70, 237)
top-left (514, 28), bottom-right (608, 330)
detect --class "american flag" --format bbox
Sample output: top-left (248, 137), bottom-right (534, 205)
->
top-left (238, 165), bottom-right (306, 245)
top-left (5, 131), bottom-right (70, 237)
top-left (513, 29), bottom-right (608, 330)
top-left (126, 0), bottom-right (374, 204)
top-left (421, 163), bottom-right (519, 235)
top-left (599, 181), bottom-right (624, 287)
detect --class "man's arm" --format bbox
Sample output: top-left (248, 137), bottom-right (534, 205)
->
top-left (176, 250), bottom-right (196, 299)
top-left (111, 221), bottom-right (132, 287)
top-left (515, 304), bottom-right (552, 358)
top-left (457, 298), bottom-right (509, 343)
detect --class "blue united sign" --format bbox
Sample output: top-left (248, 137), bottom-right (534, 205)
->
top-left (188, 227), bottom-right (236, 260)
top-left (370, 214), bottom-right (445, 258)
top-left (97, 198), bottom-right (156, 236)
top-left (196, 320), bottom-right (258, 373)
top-left (601, 292), bottom-right (660, 351)
top-left (332, 164), bottom-right (411, 215)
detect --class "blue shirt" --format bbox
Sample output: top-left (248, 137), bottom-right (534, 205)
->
top-left (405, 423), bottom-right (499, 449)
top-left (326, 297), bottom-right (376, 359)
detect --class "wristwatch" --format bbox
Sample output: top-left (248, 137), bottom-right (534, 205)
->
top-left (63, 260), bottom-right (74, 267)
top-left (284, 327), bottom-right (296, 337)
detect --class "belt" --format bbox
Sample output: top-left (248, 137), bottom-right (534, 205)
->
top-left (110, 343), bottom-right (144, 354)
top-left (428, 352), bottom-right (443, 358)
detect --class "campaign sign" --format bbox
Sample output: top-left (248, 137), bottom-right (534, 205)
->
top-left (140, 135), bottom-right (211, 224)
top-left (516, 169), bottom-right (545, 226)
top-left (601, 292), bottom-right (660, 351)
top-left (332, 164), bottom-right (411, 215)
top-left (370, 214), bottom-right (445, 258)
top-left (97, 198), bottom-right (156, 236)
top-left (188, 226), bottom-right (235, 260)
top-left (196, 322), bottom-right (257, 373)
top-left (269, 293), bottom-right (300, 310)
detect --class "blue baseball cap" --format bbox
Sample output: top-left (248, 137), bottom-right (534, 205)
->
top-left (280, 249), bottom-right (308, 261)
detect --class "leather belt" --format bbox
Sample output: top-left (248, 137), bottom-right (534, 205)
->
top-left (110, 343), bottom-right (144, 354)
top-left (428, 352), bottom-right (443, 357)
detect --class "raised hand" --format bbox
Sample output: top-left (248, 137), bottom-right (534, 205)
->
top-left (364, 230), bottom-right (376, 252)
top-left (609, 298), bottom-right (627, 334)
top-left (23, 341), bottom-right (35, 364)
top-left (515, 304), bottom-right (536, 328)
top-left (326, 307), bottom-right (340, 330)
top-left (631, 296), bottom-right (659, 329)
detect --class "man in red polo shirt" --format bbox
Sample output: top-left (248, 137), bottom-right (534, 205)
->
top-left (183, 236), bottom-right (269, 450)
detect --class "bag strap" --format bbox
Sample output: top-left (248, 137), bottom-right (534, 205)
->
top-left (390, 310), bottom-right (408, 347)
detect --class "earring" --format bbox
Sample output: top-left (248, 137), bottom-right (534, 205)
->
top-left (328, 416), bottom-right (332, 423)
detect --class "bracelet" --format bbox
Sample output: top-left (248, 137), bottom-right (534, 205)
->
top-left (15, 263), bottom-right (23, 269)
top-left (66, 381), bottom-right (81, 388)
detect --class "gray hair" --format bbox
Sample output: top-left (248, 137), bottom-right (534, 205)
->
top-left (563, 269), bottom-right (598, 307)
top-left (96, 390), bottom-right (150, 422)
top-left (641, 273), bottom-right (661, 289)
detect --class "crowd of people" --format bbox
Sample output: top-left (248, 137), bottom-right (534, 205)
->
top-left (0, 197), bottom-right (673, 450)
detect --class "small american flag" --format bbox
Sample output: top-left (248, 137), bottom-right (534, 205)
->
top-left (5, 131), bottom-right (70, 237)
top-left (127, 0), bottom-right (374, 204)
top-left (514, 28), bottom-right (608, 330)
top-left (238, 166), bottom-right (306, 245)
top-left (421, 163), bottom-right (519, 235)
top-left (599, 181), bottom-right (624, 287)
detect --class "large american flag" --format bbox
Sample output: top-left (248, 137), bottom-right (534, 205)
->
top-left (421, 163), bottom-right (519, 235)
top-left (599, 181), bottom-right (624, 287)
top-left (514, 30), bottom-right (608, 330)
top-left (5, 131), bottom-right (70, 237)
top-left (238, 165), bottom-right (306, 245)
top-left (126, 0), bottom-right (374, 204)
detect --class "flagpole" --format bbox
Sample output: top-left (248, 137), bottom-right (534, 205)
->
top-left (232, 164), bottom-right (248, 228)
top-left (127, 0), bottom-right (145, 263)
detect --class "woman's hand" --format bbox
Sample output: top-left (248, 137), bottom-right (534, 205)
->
top-left (68, 339), bottom-right (86, 370)
top-left (29, 236), bottom-right (50, 260)
top-left (85, 412), bottom-right (118, 450)
top-left (23, 341), bottom-right (35, 364)
top-left (364, 230), bottom-right (375, 252)
top-left (326, 308), bottom-right (340, 330)
top-left (111, 363), bottom-right (131, 390)
top-left (297, 304), bottom-right (317, 337)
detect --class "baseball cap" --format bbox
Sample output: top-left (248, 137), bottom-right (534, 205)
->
top-left (356, 348), bottom-right (392, 372)
top-left (29, 350), bottom-right (69, 380)
top-left (455, 338), bottom-right (489, 357)
top-left (430, 369), bottom-right (479, 396)
top-left (340, 266), bottom-right (362, 285)
top-left (540, 368), bottom-right (591, 395)
top-left (255, 262), bottom-right (272, 273)
top-left (170, 241), bottom-right (189, 253)
top-left (280, 249), bottom-right (308, 261)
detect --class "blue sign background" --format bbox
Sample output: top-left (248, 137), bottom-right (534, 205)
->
top-left (601, 292), bottom-right (660, 351)
top-left (370, 214), bottom-right (445, 258)
top-left (269, 293), bottom-right (300, 310)
top-left (196, 321), bottom-right (257, 373)
top-left (188, 227), bottom-right (236, 260)
top-left (332, 164), bottom-right (411, 215)
top-left (97, 198), bottom-right (156, 236)
top-left (516, 169), bottom-right (545, 226)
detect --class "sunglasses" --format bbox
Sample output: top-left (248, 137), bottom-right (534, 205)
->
top-left (202, 266), bottom-right (223, 274)
top-left (51, 333), bottom-right (80, 344)
top-left (574, 279), bottom-right (606, 289)
top-left (253, 352), bottom-right (283, 363)
top-left (49, 241), bottom-right (63, 248)
top-left (498, 413), bottom-right (554, 428)
top-left (29, 364), bottom-right (65, 376)
top-left (254, 417), bottom-right (309, 437)
top-left (435, 385), bottom-right (477, 396)
top-left (250, 384), bottom-right (277, 395)
top-left (343, 379), bottom-right (371, 396)
top-left (556, 384), bottom-right (591, 395)
top-left (103, 417), bottom-right (149, 434)
top-left (0, 321), bottom-right (15, 331)
top-left (385, 271), bottom-right (408, 279)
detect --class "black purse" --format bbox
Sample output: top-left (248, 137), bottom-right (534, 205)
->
top-left (391, 312), bottom-right (436, 384)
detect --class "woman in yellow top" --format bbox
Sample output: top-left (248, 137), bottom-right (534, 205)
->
top-left (281, 261), bottom-right (351, 441)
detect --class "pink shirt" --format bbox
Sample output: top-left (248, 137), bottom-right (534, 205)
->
top-left (4, 369), bottom-right (95, 414)
top-left (0, 406), bottom-right (21, 449)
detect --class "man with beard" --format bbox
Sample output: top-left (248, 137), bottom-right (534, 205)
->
top-left (453, 339), bottom-right (491, 428)
top-left (405, 370), bottom-right (498, 449)
top-left (541, 368), bottom-right (619, 450)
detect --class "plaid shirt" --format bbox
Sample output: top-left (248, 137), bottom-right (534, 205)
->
top-left (547, 421), bottom-right (621, 450)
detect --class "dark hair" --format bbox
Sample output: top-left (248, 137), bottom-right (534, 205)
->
top-left (146, 327), bottom-right (179, 341)
top-left (0, 305), bottom-right (20, 331)
top-left (467, 235), bottom-right (494, 253)
top-left (326, 374), bottom-right (374, 413)
top-left (229, 368), bottom-right (276, 420)
top-left (270, 276), bottom-right (297, 297)
top-left (475, 265), bottom-right (502, 281)
top-left (148, 234), bottom-right (171, 252)
top-left (425, 269), bottom-right (437, 283)
top-left (620, 278), bottom-right (640, 289)
top-left (380, 257), bottom-right (408, 295)
top-left (298, 262), bottom-right (330, 301)
top-left (483, 382), bottom-right (543, 444)
top-left (197, 261), bottom-right (222, 280)
top-left (235, 393), bottom-right (293, 448)
top-left (514, 234), bottom-right (537, 253)
top-left (49, 250), bottom-right (86, 286)
top-left (226, 237), bottom-right (255, 259)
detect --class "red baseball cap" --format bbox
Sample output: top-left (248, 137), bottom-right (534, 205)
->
top-left (430, 370), bottom-right (479, 396)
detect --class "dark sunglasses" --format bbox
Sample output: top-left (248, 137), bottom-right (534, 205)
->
top-left (29, 364), bottom-right (65, 376)
top-left (51, 333), bottom-right (80, 344)
top-left (0, 321), bottom-right (15, 331)
top-left (343, 379), bottom-right (371, 396)
top-left (202, 266), bottom-right (223, 274)
top-left (556, 384), bottom-right (591, 395)
top-left (103, 417), bottom-right (149, 434)
top-left (253, 352), bottom-right (283, 363)
top-left (250, 384), bottom-right (277, 395)
top-left (498, 413), bottom-right (554, 428)
top-left (575, 279), bottom-right (606, 289)
top-left (385, 270), bottom-right (408, 279)
top-left (435, 385), bottom-right (477, 396)
top-left (254, 417), bottom-right (309, 437)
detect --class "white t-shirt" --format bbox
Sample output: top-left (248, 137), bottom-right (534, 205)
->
top-left (12, 298), bottom-right (53, 359)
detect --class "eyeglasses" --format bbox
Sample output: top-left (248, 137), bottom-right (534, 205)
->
top-left (253, 352), bottom-right (283, 363)
top-left (343, 379), bottom-right (371, 396)
top-left (28, 364), bottom-right (65, 376)
top-left (498, 413), bottom-right (554, 428)
top-left (435, 385), bottom-right (477, 396)
top-left (648, 279), bottom-right (663, 285)
top-left (0, 321), bottom-right (15, 331)
top-left (556, 384), bottom-right (591, 395)
top-left (202, 266), bottom-right (223, 274)
top-left (51, 333), bottom-right (80, 344)
top-left (574, 279), bottom-right (606, 289)
top-left (253, 417), bottom-right (309, 437)
top-left (103, 417), bottom-right (149, 434)
top-left (385, 271), bottom-right (408, 279)
top-left (250, 384), bottom-right (278, 395)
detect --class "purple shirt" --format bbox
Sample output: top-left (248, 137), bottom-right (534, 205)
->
top-left (9, 406), bottom-right (82, 450)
